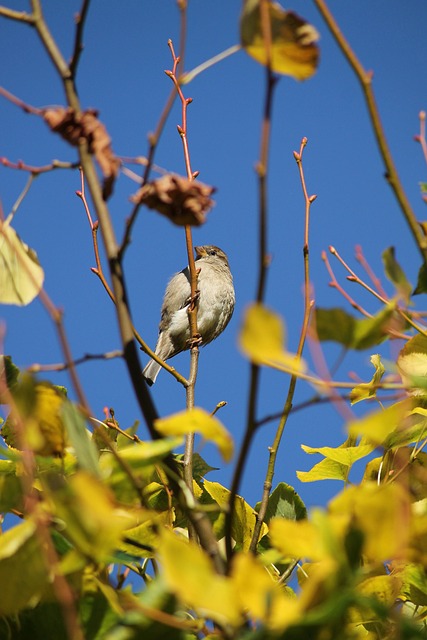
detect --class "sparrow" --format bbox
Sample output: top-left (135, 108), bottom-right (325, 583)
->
top-left (143, 245), bottom-right (235, 385)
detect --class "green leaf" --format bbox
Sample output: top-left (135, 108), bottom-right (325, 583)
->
top-left (397, 333), bottom-right (427, 395)
top-left (0, 214), bottom-right (44, 306)
top-left (315, 305), bottom-right (396, 350)
top-left (382, 246), bottom-right (412, 303)
top-left (61, 402), bottom-right (100, 476)
top-left (175, 451), bottom-right (218, 482)
top-left (255, 482), bottom-right (306, 523)
top-left (414, 261), bottom-right (427, 295)
top-left (0, 460), bottom-right (22, 511)
top-left (301, 442), bottom-right (374, 467)
top-left (0, 520), bottom-right (49, 616)
top-left (350, 354), bottom-right (385, 405)
top-left (296, 456), bottom-right (348, 483)
top-left (0, 356), bottom-right (20, 403)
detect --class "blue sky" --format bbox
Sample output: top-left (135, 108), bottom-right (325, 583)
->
top-left (1, 1), bottom-right (426, 514)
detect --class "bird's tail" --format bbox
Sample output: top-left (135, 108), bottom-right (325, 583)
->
top-left (142, 359), bottom-right (162, 386)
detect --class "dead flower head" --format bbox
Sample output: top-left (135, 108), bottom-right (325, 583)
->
top-left (131, 174), bottom-right (216, 226)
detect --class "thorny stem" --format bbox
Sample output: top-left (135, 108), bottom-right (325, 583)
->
top-left (76, 168), bottom-right (188, 385)
top-left (0, 3), bottom-right (225, 572)
top-left (119, 0), bottom-right (187, 257)
top-left (249, 138), bottom-right (315, 554)
top-left (329, 245), bottom-right (427, 338)
top-left (225, 0), bottom-right (277, 567)
top-left (166, 38), bottom-right (200, 536)
top-left (313, 0), bottom-right (427, 264)
top-left (355, 244), bottom-right (388, 300)
top-left (69, 0), bottom-right (91, 77)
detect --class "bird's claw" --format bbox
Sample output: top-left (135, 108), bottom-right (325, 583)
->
top-left (187, 333), bottom-right (202, 349)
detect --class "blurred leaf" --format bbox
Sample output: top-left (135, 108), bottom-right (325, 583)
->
top-left (155, 408), bottom-right (233, 463)
top-left (159, 527), bottom-right (242, 627)
top-left (329, 482), bottom-right (410, 562)
top-left (255, 482), bottom-right (307, 523)
top-left (0, 460), bottom-right (22, 511)
top-left (47, 471), bottom-right (135, 562)
top-left (0, 214), bottom-right (44, 305)
top-left (382, 246), bottom-right (412, 303)
top-left (414, 261), bottom-right (427, 295)
top-left (315, 305), bottom-right (396, 350)
top-left (348, 399), bottom-right (412, 446)
top-left (350, 354), bottom-right (385, 404)
top-left (2, 379), bottom-right (68, 456)
top-left (239, 303), bottom-right (306, 373)
top-left (0, 355), bottom-right (20, 403)
top-left (397, 333), bottom-right (427, 395)
top-left (269, 517), bottom-right (325, 561)
top-left (240, 0), bottom-right (319, 80)
top-left (61, 402), bottom-right (100, 475)
top-left (400, 563), bottom-right (427, 606)
top-left (0, 519), bottom-right (49, 616)
top-left (231, 552), bottom-right (301, 630)
top-left (99, 438), bottom-right (181, 504)
top-left (119, 510), bottom-right (169, 558)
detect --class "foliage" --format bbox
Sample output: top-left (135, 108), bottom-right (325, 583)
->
top-left (1, 1), bottom-right (427, 639)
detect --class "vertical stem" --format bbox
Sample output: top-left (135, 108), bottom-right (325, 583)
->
top-left (225, 0), bottom-right (277, 566)
top-left (313, 0), bottom-right (427, 264)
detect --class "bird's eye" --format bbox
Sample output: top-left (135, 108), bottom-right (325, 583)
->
top-left (208, 249), bottom-right (217, 256)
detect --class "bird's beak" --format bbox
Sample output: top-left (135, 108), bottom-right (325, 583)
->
top-left (195, 246), bottom-right (207, 259)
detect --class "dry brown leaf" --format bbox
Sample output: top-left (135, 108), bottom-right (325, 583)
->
top-left (131, 174), bottom-right (216, 226)
top-left (43, 107), bottom-right (120, 199)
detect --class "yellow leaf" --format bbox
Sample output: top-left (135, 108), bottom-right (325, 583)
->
top-left (297, 457), bottom-right (348, 483)
top-left (203, 479), bottom-right (268, 551)
top-left (240, 0), bottom-right (319, 80)
top-left (301, 443), bottom-right (374, 467)
top-left (231, 552), bottom-right (301, 630)
top-left (0, 519), bottom-right (49, 615)
top-left (155, 408), bottom-right (233, 462)
top-left (48, 471), bottom-right (135, 562)
top-left (269, 517), bottom-right (326, 561)
top-left (159, 527), bottom-right (242, 627)
top-left (329, 483), bottom-right (410, 562)
top-left (0, 214), bottom-right (44, 305)
top-left (239, 303), bottom-right (306, 374)
top-left (348, 399), bottom-right (412, 446)
top-left (2, 379), bottom-right (68, 457)
top-left (357, 574), bottom-right (402, 607)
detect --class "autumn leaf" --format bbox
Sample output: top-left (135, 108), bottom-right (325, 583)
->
top-left (240, 0), bottom-right (319, 80)
top-left (43, 107), bottom-right (119, 199)
top-left (131, 174), bottom-right (215, 226)
top-left (155, 408), bottom-right (233, 462)
top-left (0, 215), bottom-right (44, 306)
top-left (239, 303), bottom-right (306, 374)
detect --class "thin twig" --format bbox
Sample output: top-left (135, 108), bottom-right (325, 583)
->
top-left (313, 0), bottom-right (427, 263)
top-left (76, 168), bottom-right (188, 385)
top-left (355, 244), bottom-right (388, 299)
top-left (1, 157), bottom-right (78, 174)
top-left (119, 0), bottom-right (188, 257)
top-left (69, 0), bottom-right (91, 77)
top-left (28, 350), bottom-right (123, 373)
top-left (249, 138), bottom-right (315, 553)
top-left (165, 38), bottom-right (200, 536)
top-left (225, 0), bottom-right (277, 566)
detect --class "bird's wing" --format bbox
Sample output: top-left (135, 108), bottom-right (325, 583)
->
top-left (158, 268), bottom-right (191, 332)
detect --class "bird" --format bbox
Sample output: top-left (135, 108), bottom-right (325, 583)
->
top-left (142, 245), bottom-right (235, 385)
